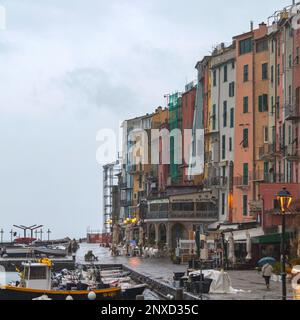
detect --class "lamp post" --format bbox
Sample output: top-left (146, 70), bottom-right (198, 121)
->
top-left (0, 229), bottom-right (3, 243)
top-left (276, 187), bottom-right (293, 301)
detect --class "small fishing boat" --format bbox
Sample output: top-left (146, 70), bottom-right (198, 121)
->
top-left (0, 260), bottom-right (121, 300)
top-left (5, 246), bottom-right (34, 258)
top-left (33, 246), bottom-right (68, 257)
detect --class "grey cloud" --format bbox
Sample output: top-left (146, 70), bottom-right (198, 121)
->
top-left (62, 67), bottom-right (139, 113)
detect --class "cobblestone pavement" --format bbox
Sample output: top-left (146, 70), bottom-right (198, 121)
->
top-left (77, 244), bottom-right (295, 300)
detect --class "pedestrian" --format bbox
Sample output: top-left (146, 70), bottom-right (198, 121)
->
top-left (262, 263), bottom-right (273, 289)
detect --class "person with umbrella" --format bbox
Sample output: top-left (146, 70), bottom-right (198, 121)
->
top-left (258, 257), bottom-right (276, 290)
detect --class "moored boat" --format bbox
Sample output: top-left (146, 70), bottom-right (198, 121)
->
top-left (0, 285), bottom-right (121, 300)
top-left (0, 260), bottom-right (121, 300)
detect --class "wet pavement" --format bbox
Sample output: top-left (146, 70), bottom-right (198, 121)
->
top-left (77, 243), bottom-right (296, 300)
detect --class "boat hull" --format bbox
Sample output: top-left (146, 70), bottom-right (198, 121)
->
top-left (0, 286), bottom-right (122, 301)
top-left (122, 285), bottom-right (147, 300)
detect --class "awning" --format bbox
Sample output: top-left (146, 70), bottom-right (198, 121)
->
top-left (252, 232), bottom-right (292, 245)
top-left (224, 228), bottom-right (264, 241)
top-left (219, 224), bottom-right (240, 231)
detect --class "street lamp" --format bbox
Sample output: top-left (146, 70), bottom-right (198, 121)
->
top-left (276, 187), bottom-right (293, 301)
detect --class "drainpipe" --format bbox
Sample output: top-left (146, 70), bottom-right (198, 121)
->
top-left (252, 32), bottom-right (257, 204)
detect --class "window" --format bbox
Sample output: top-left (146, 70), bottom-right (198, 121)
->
top-left (264, 162), bottom-right (269, 181)
top-left (243, 195), bottom-right (248, 216)
top-left (223, 101), bottom-right (227, 127)
top-left (230, 108), bottom-right (234, 128)
top-left (296, 87), bottom-right (300, 109)
top-left (256, 39), bottom-right (268, 52)
top-left (222, 166), bottom-right (226, 178)
top-left (258, 94), bottom-right (268, 112)
top-left (271, 65), bottom-right (274, 83)
top-left (213, 70), bottom-right (217, 87)
top-left (229, 82), bottom-right (235, 97)
top-left (224, 65), bottom-right (228, 82)
top-left (276, 96), bottom-right (280, 119)
top-left (263, 126), bottom-right (269, 143)
top-left (232, 60), bottom-right (235, 69)
top-left (172, 202), bottom-right (194, 212)
top-left (288, 125), bottom-right (292, 145)
top-left (271, 96), bottom-right (275, 115)
top-left (212, 104), bottom-right (216, 130)
top-left (239, 38), bottom-right (253, 55)
top-left (243, 96), bottom-right (249, 113)
top-left (243, 163), bottom-right (249, 186)
top-left (221, 193), bottom-right (226, 216)
top-left (277, 64), bottom-right (280, 85)
top-left (262, 63), bottom-right (268, 80)
top-left (296, 47), bottom-right (299, 65)
top-left (289, 54), bottom-right (292, 69)
top-left (288, 85), bottom-right (292, 105)
top-left (24, 267), bottom-right (47, 280)
top-left (243, 65), bottom-right (249, 82)
top-left (222, 135), bottom-right (226, 160)
top-left (229, 137), bottom-right (233, 152)
top-left (242, 128), bottom-right (249, 148)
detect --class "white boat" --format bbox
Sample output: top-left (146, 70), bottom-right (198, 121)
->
top-left (5, 247), bottom-right (34, 258)
top-left (33, 246), bottom-right (68, 257)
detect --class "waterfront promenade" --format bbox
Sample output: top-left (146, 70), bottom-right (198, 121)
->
top-left (77, 244), bottom-right (295, 300)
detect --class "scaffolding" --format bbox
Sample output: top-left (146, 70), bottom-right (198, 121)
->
top-left (168, 92), bottom-right (182, 182)
top-left (103, 161), bottom-right (121, 233)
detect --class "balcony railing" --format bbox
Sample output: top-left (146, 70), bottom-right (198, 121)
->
top-left (146, 212), bottom-right (169, 220)
top-left (129, 165), bottom-right (138, 174)
top-left (169, 210), bottom-right (218, 220)
top-left (283, 144), bottom-right (300, 162)
top-left (233, 175), bottom-right (250, 189)
top-left (258, 143), bottom-right (277, 160)
top-left (284, 104), bottom-right (300, 121)
top-left (203, 176), bottom-right (228, 188)
top-left (120, 200), bottom-right (133, 207)
top-left (120, 182), bottom-right (130, 189)
top-left (146, 210), bottom-right (218, 220)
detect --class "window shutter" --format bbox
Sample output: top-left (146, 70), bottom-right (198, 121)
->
top-left (259, 95), bottom-right (263, 112)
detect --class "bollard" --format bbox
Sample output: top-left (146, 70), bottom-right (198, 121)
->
top-left (175, 288), bottom-right (184, 300)
top-left (136, 295), bottom-right (144, 300)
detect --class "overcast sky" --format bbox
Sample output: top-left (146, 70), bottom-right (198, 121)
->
top-left (0, 0), bottom-right (290, 239)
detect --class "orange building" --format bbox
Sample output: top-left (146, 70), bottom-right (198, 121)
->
top-left (232, 29), bottom-right (255, 223)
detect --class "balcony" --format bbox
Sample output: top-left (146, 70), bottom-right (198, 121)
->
top-left (251, 171), bottom-right (287, 183)
top-left (283, 145), bottom-right (300, 162)
top-left (284, 104), bottom-right (300, 121)
top-left (146, 212), bottom-right (169, 220)
top-left (120, 200), bottom-right (133, 207)
top-left (146, 209), bottom-right (218, 221)
top-left (129, 165), bottom-right (138, 174)
top-left (258, 143), bottom-right (278, 160)
top-left (203, 176), bottom-right (228, 189)
top-left (169, 210), bottom-right (218, 220)
top-left (120, 181), bottom-right (131, 190)
top-left (233, 175), bottom-right (250, 190)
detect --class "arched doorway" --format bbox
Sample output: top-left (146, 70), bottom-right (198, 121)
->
top-left (148, 224), bottom-right (156, 246)
top-left (171, 223), bottom-right (186, 249)
top-left (158, 224), bottom-right (167, 245)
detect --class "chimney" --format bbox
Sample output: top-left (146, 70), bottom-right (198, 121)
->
top-left (250, 21), bottom-right (254, 31)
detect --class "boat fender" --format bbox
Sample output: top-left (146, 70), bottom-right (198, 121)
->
top-left (88, 291), bottom-right (96, 300)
